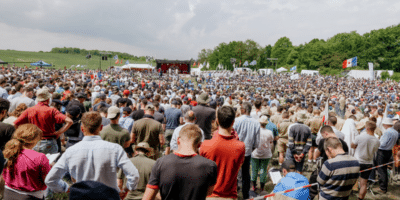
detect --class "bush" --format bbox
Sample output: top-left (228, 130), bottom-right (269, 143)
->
top-left (381, 71), bottom-right (390, 80)
top-left (319, 68), bottom-right (342, 76)
top-left (391, 72), bottom-right (400, 81)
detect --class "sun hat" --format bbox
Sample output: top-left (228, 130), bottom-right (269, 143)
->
top-left (296, 111), bottom-right (308, 123)
top-left (134, 142), bottom-right (153, 153)
top-left (197, 93), bottom-right (211, 104)
top-left (259, 115), bottom-right (269, 124)
top-left (36, 87), bottom-right (51, 102)
top-left (382, 118), bottom-right (394, 125)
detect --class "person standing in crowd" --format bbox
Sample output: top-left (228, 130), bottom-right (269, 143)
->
top-left (305, 110), bottom-right (323, 165)
top-left (277, 112), bottom-right (292, 165)
top-left (64, 105), bottom-right (83, 148)
top-left (14, 87), bottom-right (73, 154)
top-left (8, 87), bottom-right (35, 113)
top-left (143, 124), bottom-right (217, 200)
top-left (65, 92), bottom-right (86, 115)
top-left (100, 106), bottom-right (131, 149)
top-left (170, 110), bottom-right (204, 152)
top-left (371, 119), bottom-right (399, 194)
top-left (118, 142), bottom-right (156, 200)
top-left (351, 121), bottom-right (380, 200)
top-left (250, 99), bottom-right (262, 120)
top-left (131, 105), bottom-right (164, 159)
top-left (233, 102), bottom-right (260, 199)
top-left (317, 137), bottom-right (360, 200)
top-left (200, 106), bottom-right (245, 199)
top-left (131, 99), bottom-right (147, 121)
top-left (164, 99), bottom-right (183, 155)
top-left (272, 160), bottom-right (310, 200)
top-left (0, 98), bottom-right (15, 151)
top-left (45, 112), bottom-right (140, 194)
top-left (2, 124), bottom-right (50, 200)
top-left (152, 101), bottom-right (166, 130)
top-left (0, 78), bottom-right (8, 99)
top-left (93, 93), bottom-right (110, 111)
top-left (316, 116), bottom-right (345, 145)
top-left (110, 88), bottom-right (121, 106)
top-left (99, 106), bottom-right (111, 126)
top-left (119, 107), bottom-right (134, 133)
top-left (285, 111), bottom-right (312, 174)
top-left (251, 115), bottom-right (274, 192)
top-left (192, 93), bottom-right (216, 140)
top-left (181, 96), bottom-right (191, 117)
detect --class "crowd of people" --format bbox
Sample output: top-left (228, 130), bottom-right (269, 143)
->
top-left (1, 67), bottom-right (400, 200)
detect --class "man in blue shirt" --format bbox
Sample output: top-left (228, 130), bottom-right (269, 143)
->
top-left (272, 160), bottom-right (310, 200)
top-left (0, 78), bottom-right (9, 99)
top-left (45, 112), bottom-right (139, 194)
top-left (372, 119), bottom-right (399, 194)
top-left (164, 100), bottom-right (183, 155)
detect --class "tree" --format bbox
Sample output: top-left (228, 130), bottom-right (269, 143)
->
top-left (271, 37), bottom-right (293, 67)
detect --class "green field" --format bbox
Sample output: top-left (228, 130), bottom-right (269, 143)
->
top-left (0, 50), bottom-right (153, 70)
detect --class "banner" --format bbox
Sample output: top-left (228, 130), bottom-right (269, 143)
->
top-left (368, 62), bottom-right (374, 80)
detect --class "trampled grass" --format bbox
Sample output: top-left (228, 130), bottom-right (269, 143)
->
top-left (0, 50), bottom-right (153, 70)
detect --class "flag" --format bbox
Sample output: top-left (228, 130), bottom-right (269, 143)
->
top-left (193, 62), bottom-right (196, 67)
top-left (342, 56), bottom-right (357, 69)
top-left (115, 59), bottom-right (119, 64)
top-left (120, 59), bottom-right (123, 64)
top-left (243, 61), bottom-right (249, 66)
top-left (125, 60), bottom-right (129, 65)
top-left (250, 60), bottom-right (257, 66)
top-left (98, 71), bottom-right (102, 79)
top-left (290, 66), bottom-right (297, 71)
top-left (203, 61), bottom-right (206, 66)
top-left (113, 55), bottom-right (118, 60)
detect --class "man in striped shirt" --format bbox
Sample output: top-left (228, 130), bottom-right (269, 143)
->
top-left (317, 137), bottom-right (360, 200)
top-left (285, 111), bottom-right (312, 173)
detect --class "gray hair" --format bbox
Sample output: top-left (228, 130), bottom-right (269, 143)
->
top-left (241, 102), bottom-right (252, 115)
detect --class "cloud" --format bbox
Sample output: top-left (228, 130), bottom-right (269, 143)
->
top-left (0, 0), bottom-right (399, 59)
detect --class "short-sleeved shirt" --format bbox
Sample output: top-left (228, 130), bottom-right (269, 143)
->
top-left (100, 124), bottom-right (130, 148)
top-left (147, 153), bottom-right (217, 200)
top-left (192, 105), bottom-right (216, 140)
top-left (353, 132), bottom-right (380, 164)
top-left (0, 122), bottom-right (16, 150)
top-left (131, 118), bottom-right (163, 150)
top-left (164, 107), bottom-right (182, 130)
top-left (14, 102), bottom-right (66, 139)
top-left (318, 138), bottom-right (349, 163)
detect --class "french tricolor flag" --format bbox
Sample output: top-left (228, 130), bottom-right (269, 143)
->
top-left (342, 56), bottom-right (357, 69)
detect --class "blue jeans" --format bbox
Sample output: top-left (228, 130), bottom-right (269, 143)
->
top-left (285, 148), bottom-right (305, 172)
top-left (33, 139), bottom-right (58, 154)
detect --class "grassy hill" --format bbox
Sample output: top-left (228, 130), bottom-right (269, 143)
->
top-left (0, 50), bottom-right (153, 70)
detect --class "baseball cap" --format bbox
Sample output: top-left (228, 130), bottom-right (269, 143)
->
top-left (66, 105), bottom-right (81, 117)
top-left (107, 106), bottom-right (120, 119)
top-left (145, 104), bottom-right (155, 111)
top-left (123, 90), bottom-right (130, 96)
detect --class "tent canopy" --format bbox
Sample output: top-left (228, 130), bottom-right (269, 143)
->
top-left (276, 67), bottom-right (288, 73)
top-left (30, 60), bottom-right (52, 67)
top-left (121, 64), bottom-right (154, 70)
top-left (301, 70), bottom-right (319, 76)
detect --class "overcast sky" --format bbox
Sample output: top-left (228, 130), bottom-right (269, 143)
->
top-left (1, 0), bottom-right (399, 60)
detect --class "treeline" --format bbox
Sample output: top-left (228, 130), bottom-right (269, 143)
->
top-left (49, 47), bottom-right (148, 61)
top-left (198, 23), bottom-right (400, 73)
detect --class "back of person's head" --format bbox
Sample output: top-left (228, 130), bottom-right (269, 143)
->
top-left (69, 181), bottom-right (120, 200)
top-left (241, 102), bottom-right (252, 115)
top-left (185, 110), bottom-right (196, 122)
top-left (254, 100), bottom-right (262, 109)
top-left (281, 159), bottom-right (296, 173)
top-left (328, 116), bottom-right (337, 126)
top-left (366, 121), bottom-right (377, 132)
top-left (179, 124), bottom-right (202, 149)
top-left (81, 112), bottom-right (102, 134)
top-left (217, 106), bottom-right (235, 129)
top-left (313, 110), bottom-right (321, 115)
top-left (324, 137), bottom-right (343, 151)
top-left (10, 103), bottom-right (27, 118)
top-left (3, 124), bottom-right (43, 169)
top-left (348, 115), bottom-right (356, 120)
top-left (99, 106), bottom-right (108, 114)
top-left (320, 125), bottom-right (334, 135)
top-left (277, 106), bottom-right (284, 113)
top-left (0, 98), bottom-right (10, 113)
top-left (282, 112), bottom-right (289, 119)
top-left (393, 121), bottom-right (400, 133)
top-left (141, 99), bottom-right (148, 106)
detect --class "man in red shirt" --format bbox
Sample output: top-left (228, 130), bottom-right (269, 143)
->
top-left (14, 87), bottom-right (73, 154)
top-left (200, 106), bottom-right (245, 199)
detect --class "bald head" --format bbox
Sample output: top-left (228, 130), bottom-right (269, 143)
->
top-left (185, 110), bottom-right (196, 123)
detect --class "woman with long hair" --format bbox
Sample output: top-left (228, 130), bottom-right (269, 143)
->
top-left (3, 103), bottom-right (28, 125)
top-left (2, 124), bottom-right (50, 200)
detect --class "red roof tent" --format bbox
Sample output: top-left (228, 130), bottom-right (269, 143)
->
top-left (156, 59), bottom-right (192, 74)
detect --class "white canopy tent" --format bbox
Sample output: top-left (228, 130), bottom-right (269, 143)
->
top-left (258, 69), bottom-right (274, 75)
top-left (120, 64), bottom-right (154, 71)
top-left (276, 67), bottom-right (288, 73)
top-left (346, 70), bottom-right (373, 79)
top-left (191, 68), bottom-right (201, 76)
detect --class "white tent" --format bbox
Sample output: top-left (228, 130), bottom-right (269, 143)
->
top-left (191, 68), bottom-right (201, 76)
top-left (276, 67), bottom-right (288, 73)
top-left (301, 70), bottom-right (319, 76)
top-left (120, 64), bottom-right (154, 70)
top-left (346, 70), bottom-right (372, 79)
